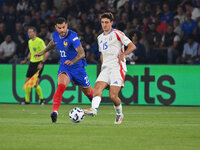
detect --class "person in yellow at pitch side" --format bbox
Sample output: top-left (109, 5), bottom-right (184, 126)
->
top-left (20, 26), bottom-right (49, 105)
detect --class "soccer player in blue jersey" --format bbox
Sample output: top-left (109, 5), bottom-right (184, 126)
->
top-left (35, 17), bottom-right (93, 123)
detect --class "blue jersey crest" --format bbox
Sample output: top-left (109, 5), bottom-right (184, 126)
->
top-left (52, 29), bottom-right (87, 67)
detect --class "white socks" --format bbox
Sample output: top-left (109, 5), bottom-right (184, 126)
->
top-left (91, 96), bottom-right (122, 115)
top-left (91, 96), bottom-right (101, 110)
top-left (114, 104), bottom-right (122, 115)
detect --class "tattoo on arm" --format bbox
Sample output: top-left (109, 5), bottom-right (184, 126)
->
top-left (44, 40), bottom-right (56, 53)
top-left (71, 45), bottom-right (85, 64)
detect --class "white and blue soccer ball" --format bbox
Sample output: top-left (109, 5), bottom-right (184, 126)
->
top-left (69, 107), bottom-right (85, 123)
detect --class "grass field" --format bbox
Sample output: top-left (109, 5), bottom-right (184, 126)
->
top-left (0, 104), bottom-right (200, 150)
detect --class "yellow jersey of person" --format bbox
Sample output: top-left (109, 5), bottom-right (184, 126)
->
top-left (28, 37), bottom-right (46, 62)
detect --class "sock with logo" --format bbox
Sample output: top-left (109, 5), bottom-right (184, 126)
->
top-left (114, 104), bottom-right (122, 115)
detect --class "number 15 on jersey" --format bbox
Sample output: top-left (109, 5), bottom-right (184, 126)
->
top-left (103, 42), bottom-right (108, 50)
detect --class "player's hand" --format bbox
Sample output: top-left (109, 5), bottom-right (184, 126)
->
top-left (37, 62), bottom-right (43, 70)
top-left (118, 54), bottom-right (125, 63)
top-left (64, 60), bottom-right (74, 65)
top-left (34, 52), bottom-right (44, 57)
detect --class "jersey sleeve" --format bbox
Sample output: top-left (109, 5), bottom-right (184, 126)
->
top-left (114, 30), bottom-right (131, 46)
top-left (71, 33), bottom-right (81, 49)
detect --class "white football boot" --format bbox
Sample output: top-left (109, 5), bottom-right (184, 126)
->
top-left (84, 108), bottom-right (97, 117)
top-left (114, 113), bottom-right (124, 124)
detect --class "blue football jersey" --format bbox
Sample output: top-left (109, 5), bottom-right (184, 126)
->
top-left (52, 29), bottom-right (87, 68)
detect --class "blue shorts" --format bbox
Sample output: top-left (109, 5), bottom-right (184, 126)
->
top-left (58, 65), bottom-right (90, 87)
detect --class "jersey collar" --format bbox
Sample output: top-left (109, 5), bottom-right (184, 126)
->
top-left (103, 28), bottom-right (113, 36)
top-left (59, 29), bottom-right (69, 39)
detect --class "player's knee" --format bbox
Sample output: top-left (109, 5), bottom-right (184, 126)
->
top-left (93, 91), bottom-right (101, 97)
top-left (109, 93), bottom-right (117, 101)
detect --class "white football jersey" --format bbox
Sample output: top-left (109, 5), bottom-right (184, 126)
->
top-left (97, 29), bottom-right (131, 72)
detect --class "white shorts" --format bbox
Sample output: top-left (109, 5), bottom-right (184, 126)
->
top-left (96, 67), bottom-right (126, 87)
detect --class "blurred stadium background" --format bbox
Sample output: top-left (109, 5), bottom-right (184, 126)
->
top-left (0, 0), bottom-right (200, 65)
top-left (0, 0), bottom-right (200, 150)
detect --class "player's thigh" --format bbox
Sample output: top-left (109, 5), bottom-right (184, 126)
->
top-left (79, 86), bottom-right (92, 95)
top-left (58, 73), bottom-right (70, 86)
top-left (93, 81), bottom-right (108, 96)
top-left (96, 69), bottom-right (110, 84)
top-left (110, 69), bottom-right (125, 87)
top-left (26, 62), bottom-right (38, 78)
top-left (71, 67), bottom-right (90, 87)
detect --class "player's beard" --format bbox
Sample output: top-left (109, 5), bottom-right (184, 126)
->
top-left (60, 32), bottom-right (66, 37)
top-left (60, 30), bottom-right (68, 37)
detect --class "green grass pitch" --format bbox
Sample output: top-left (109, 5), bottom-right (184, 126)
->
top-left (0, 104), bottom-right (200, 150)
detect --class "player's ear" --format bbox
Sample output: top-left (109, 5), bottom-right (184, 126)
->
top-left (111, 21), bottom-right (114, 25)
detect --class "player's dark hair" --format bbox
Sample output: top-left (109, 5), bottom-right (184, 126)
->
top-left (28, 26), bottom-right (37, 33)
top-left (100, 12), bottom-right (114, 21)
top-left (55, 17), bottom-right (67, 24)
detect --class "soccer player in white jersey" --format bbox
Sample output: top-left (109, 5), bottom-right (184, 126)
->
top-left (84, 12), bottom-right (136, 124)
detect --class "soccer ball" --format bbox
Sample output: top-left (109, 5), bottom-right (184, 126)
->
top-left (69, 107), bottom-right (85, 123)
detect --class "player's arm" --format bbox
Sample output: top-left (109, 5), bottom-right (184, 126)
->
top-left (100, 53), bottom-right (103, 64)
top-left (42, 51), bottom-right (49, 63)
top-left (37, 39), bottom-right (50, 70)
top-left (21, 52), bottom-right (31, 64)
top-left (37, 51), bottom-right (49, 70)
top-left (35, 40), bottom-right (56, 57)
top-left (119, 42), bottom-right (136, 62)
top-left (64, 45), bottom-right (85, 65)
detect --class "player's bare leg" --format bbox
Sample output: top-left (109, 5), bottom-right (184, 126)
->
top-left (84, 81), bottom-right (108, 116)
top-left (51, 73), bottom-right (70, 123)
top-left (109, 86), bottom-right (124, 124)
top-left (79, 86), bottom-right (93, 101)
